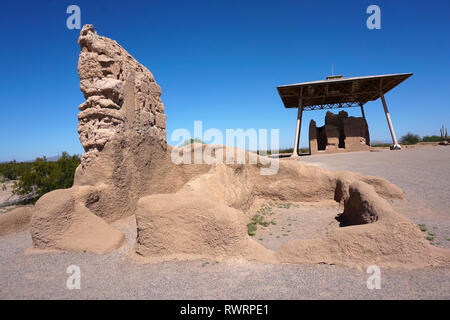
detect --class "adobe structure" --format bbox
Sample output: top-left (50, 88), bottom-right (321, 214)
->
top-left (309, 110), bottom-right (370, 154)
top-left (4, 25), bottom-right (446, 270)
top-left (277, 74), bottom-right (413, 156)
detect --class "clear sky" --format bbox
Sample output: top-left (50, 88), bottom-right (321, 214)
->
top-left (1, 0), bottom-right (449, 161)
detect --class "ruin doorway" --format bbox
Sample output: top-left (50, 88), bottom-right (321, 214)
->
top-left (308, 110), bottom-right (370, 154)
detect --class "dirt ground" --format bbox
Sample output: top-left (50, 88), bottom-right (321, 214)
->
top-left (0, 146), bottom-right (449, 299)
top-left (250, 201), bottom-right (341, 251)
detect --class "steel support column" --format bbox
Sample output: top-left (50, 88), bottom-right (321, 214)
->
top-left (380, 94), bottom-right (401, 150)
top-left (360, 103), bottom-right (366, 120)
top-left (292, 97), bottom-right (303, 157)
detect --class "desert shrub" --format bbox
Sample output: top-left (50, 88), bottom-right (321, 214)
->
top-left (418, 224), bottom-right (427, 232)
top-left (255, 147), bottom-right (309, 155)
top-left (247, 223), bottom-right (257, 236)
top-left (12, 152), bottom-right (80, 202)
top-left (279, 148), bottom-right (293, 154)
top-left (400, 133), bottom-right (420, 145)
top-left (0, 161), bottom-right (32, 181)
top-left (180, 138), bottom-right (203, 147)
top-left (246, 204), bottom-right (276, 236)
top-left (426, 232), bottom-right (435, 242)
top-left (422, 135), bottom-right (443, 142)
top-left (371, 143), bottom-right (392, 148)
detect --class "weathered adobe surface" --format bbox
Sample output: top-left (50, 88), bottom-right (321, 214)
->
top-left (26, 25), bottom-right (449, 268)
top-left (276, 182), bottom-right (450, 269)
top-left (77, 24), bottom-right (166, 167)
top-left (0, 207), bottom-right (32, 237)
top-left (30, 25), bottom-right (211, 253)
top-left (134, 145), bottom-right (449, 268)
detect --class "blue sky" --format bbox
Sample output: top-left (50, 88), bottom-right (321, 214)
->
top-left (0, 0), bottom-right (449, 161)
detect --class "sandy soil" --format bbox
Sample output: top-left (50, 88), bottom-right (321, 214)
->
top-left (0, 146), bottom-right (449, 299)
top-left (252, 201), bottom-right (340, 250)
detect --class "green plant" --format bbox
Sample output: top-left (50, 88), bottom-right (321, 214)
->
top-left (0, 160), bottom-right (33, 181)
top-left (12, 152), bottom-right (80, 202)
top-left (251, 214), bottom-right (270, 227)
top-left (418, 224), bottom-right (427, 232)
top-left (246, 204), bottom-right (276, 236)
top-left (371, 143), bottom-right (392, 148)
top-left (255, 147), bottom-right (309, 155)
top-left (257, 204), bottom-right (275, 216)
top-left (422, 135), bottom-right (442, 142)
top-left (400, 133), bottom-right (420, 145)
top-left (180, 138), bottom-right (203, 147)
top-left (426, 232), bottom-right (435, 241)
top-left (247, 223), bottom-right (257, 236)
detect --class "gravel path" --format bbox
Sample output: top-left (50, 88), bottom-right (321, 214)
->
top-left (1, 146), bottom-right (449, 299)
top-left (1, 230), bottom-right (449, 300)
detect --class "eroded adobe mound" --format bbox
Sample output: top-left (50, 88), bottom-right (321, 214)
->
top-left (0, 207), bottom-right (32, 237)
top-left (276, 182), bottom-right (449, 268)
top-left (32, 189), bottom-right (125, 253)
top-left (27, 25), bottom-right (450, 268)
top-left (134, 145), bottom-right (449, 268)
top-left (135, 191), bottom-right (273, 262)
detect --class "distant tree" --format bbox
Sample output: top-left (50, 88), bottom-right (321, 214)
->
top-left (0, 160), bottom-right (32, 180)
top-left (400, 133), bottom-right (420, 145)
top-left (422, 135), bottom-right (443, 142)
top-left (48, 152), bottom-right (81, 192)
top-left (12, 152), bottom-right (80, 201)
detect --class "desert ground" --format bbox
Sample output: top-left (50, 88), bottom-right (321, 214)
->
top-left (0, 181), bottom-right (23, 212)
top-left (1, 145), bottom-right (449, 300)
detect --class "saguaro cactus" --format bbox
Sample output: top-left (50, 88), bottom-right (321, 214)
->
top-left (440, 125), bottom-right (448, 141)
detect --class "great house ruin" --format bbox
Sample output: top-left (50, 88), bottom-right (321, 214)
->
top-left (277, 73), bottom-right (413, 156)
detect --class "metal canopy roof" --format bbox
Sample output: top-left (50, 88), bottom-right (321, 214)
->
top-left (277, 73), bottom-right (413, 111)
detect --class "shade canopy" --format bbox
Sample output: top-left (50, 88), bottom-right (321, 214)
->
top-left (277, 73), bottom-right (413, 111)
